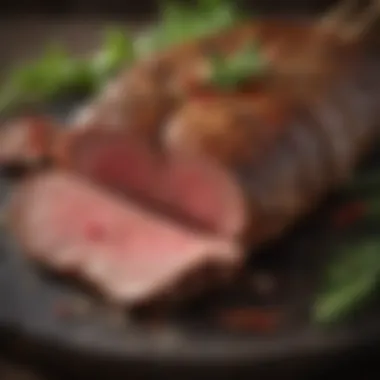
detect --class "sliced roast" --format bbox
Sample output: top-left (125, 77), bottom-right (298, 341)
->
top-left (54, 130), bottom-right (248, 240)
top-left (8, 171), bottom-right (242, 305)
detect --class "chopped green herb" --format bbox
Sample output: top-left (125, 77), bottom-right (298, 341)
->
top-left (315, 158), bottom-right (380, 325)
top-left (134, 0), bottom-right (239, 57)
top-left (91, 27), bottom-right (135, 88)
top-left (0, 0), bottom-right (242, 113)
top-left (0, 27), bottom-right (134, 114)
top-left (208, 42), bottom-right (268, 88)
top-left (313, 240), bottom-right (380, 324)
top-left (0, 45), bottom-right (87, 114)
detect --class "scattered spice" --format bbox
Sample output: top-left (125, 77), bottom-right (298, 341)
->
top-left (218, 307), bottom-right (282, 333)
top-left (330, 196), bottom-right (380, 230)
top-left (330, 201), bottom-right (366, 229)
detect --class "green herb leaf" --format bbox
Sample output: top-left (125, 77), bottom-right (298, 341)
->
top-left (209, 42), bottom-right (267, 88)
top-left (313, 240), bottom-right (380, 324)
top-left (91, 27), bottom-right (135, 88)
top-left (0, 27), bottom-right (134, 114)
top-left (0, 0), bottom-right (242, 113)
top-left (0, 45), bottom-right (71, 113)
top-left (134, 0), bottom-right (239, 57)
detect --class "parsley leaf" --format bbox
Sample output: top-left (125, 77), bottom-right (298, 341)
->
top-left (91, 27), bottom-right (135, 88)
top-left (313, 240), bottom-right (380, 324)
top-left (208, 42), bottom-right (268, 89)
top-left (134, 0), bottom-right (239, 57)
top-left (0, 27), bottom-right (134, 114)
top-left (0, 45), bottom-right (89, 114)
top-left (0, 0), bottom-right (242, 113)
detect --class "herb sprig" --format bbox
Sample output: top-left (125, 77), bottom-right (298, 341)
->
top-left (0, 27), bottom-right (135, 115)
top-left (313, 164), bottom-right (380, 325)
top-left (0, 0), bottom-right (242, 114)
top-left (313, 239), bottom-right (380, 324)
top-left (208, 42), bottom-right (268, 89)
top-left (134, 0), bottom-right (240, 57)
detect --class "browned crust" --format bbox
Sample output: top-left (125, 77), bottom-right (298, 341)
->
top-left (71, 18), bottom-right (334, 134)
top-left (164, 90), bottom-right (294, 167)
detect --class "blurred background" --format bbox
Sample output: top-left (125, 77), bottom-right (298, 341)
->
top-left (0, 0), bottom-right (339, 71)
top-left (0, 0), bottom-right (338, 15)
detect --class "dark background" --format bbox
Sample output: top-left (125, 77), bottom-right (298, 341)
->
top-left (0, 0), bottom-right (338, 16)
top-left (0, 0), bottom-right (342, 78)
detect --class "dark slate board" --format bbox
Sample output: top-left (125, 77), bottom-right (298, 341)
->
top-left (0, 99), bottom-right (379, 376)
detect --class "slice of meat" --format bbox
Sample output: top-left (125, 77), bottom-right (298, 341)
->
top-left (9, 171), bottom-right (242, 305)
top-left (54, 130), bottom-right (248, 240)
top-left (0, 118), bottom-right (247, 239)
top-left (0, 116), bottom-right (57, 168)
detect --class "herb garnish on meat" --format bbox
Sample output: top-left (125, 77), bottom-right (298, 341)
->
top-left (0, 0), bottom-right (240, 114)
top-left (134, 0), bottom-right (240, 57)
top-left (208, 42), bottom-right (268, 88)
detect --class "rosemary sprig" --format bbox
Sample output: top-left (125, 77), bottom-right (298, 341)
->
top-left (314, 163), bottom-right (380, 324)
top-left (208, 41), bottom-right (268, 88)
top-left (0, 0), bottom-right (242, 114)
top-left (133, 0), bottom-right (240, 57)
top-left (313, 240), bottom-right (380, 324)
top-left (0, 27), bottom-right (135, 115)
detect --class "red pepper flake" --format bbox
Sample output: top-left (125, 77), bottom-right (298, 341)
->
top-left (218, 307), bottom-right (282, 333)
top-left (331, 201), bottom-right (367, 229)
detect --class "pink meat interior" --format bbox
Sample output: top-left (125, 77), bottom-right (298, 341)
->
top-left (11, 172), bottom-right (241, 303)
top-left (68, 133), bottom-right (247, 238)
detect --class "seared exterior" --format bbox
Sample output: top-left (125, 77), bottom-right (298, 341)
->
top-left (71, 19), bottom-right (339, 139)
top-left (165, 36), bottom-right (380, 243)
